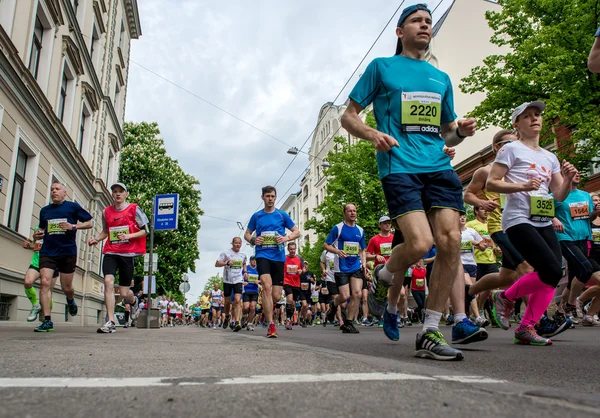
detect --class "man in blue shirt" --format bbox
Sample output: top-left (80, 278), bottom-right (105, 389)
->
top-left (243, 256), bottom-right (260, 331)
top-left (552, 172), bottom-right (600, 323)
top-left (324, 204), bottom-right (368, 334)
top-left (33, 181), bottom-right (93, 332)
top-left (244, 185), bottom-right (300, 338)
top-left (341, 4), bottom-right (478, 360)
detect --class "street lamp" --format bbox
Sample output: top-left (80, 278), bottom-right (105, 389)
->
top-left (287, 147), bottom-right (330, 168)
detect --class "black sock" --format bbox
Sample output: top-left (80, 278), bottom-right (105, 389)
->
top-left (45, 316), bottom-right (51, 322)
top-left (124, 311), bottom-right (130, 322)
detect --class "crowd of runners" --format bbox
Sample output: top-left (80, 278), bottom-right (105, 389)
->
top-left (19, 4), bottom-right (600, 362)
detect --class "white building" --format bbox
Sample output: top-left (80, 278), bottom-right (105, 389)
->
top-left (281, 0), bottom-right (505, 246)
top-left (0, 0), bottom-right (141, 324)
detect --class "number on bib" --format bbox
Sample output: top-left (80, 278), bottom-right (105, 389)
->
top-left (530, 195), bottom-right (554, 222)
top-left (401, 92), bottom-right (442, 134)
top-left (569, 202), bottom-right (590, 220)
top-left (344, 242), bottom-right (360, 256)
top-left (460, 241), bottom-right (473, 253)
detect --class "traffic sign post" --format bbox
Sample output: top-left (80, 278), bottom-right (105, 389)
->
top-left (145, 194), bottom-right (180, 329)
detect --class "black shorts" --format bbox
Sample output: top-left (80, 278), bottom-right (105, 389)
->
top-left (169, 313), bottom-right (176, 318)
top-left (28, 265), bottom-right (59, 278)
top-left (381, 170), bottom-right (464, 224)
top-left (102, 254), bottom-right (135, 286)
top-left (256, 258), bottom-right (284, 286)
top-left (476, 263), bottom-right (499, 281)
top-left (39, 255), bottom-right (77, 274)
top-left (319, 293), bottom-right (332, 305)
top-left (223, 282), bottom-right (243, 297)
top-left (334, 269), bottom-right (366, 287)
top-left (243, 293), bottom-right (258, 303)
top-left (491, 231), bottom-right (525, 271)
top-left (201, 309), bottom-right (210, 315)
top-left (326, 280), bottom-right (339, 296)
top-left (300, 289), bottom-right (311, 302)
top-left (560, 240), bottom-right (600, 284)
top-left (590, 242), bottom-right (600, 264)
top-left (283, 285), bottom-right (301, 301)
top-left (403, 275), bottom-right (411, 287)
top-left (211, 306), bottom-right (221, 312)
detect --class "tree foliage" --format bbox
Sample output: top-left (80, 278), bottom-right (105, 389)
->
top-left (459, 0), bottom-right (600, 172)
top-left (203, 273), bottom-right (223, 293)
top-left (305, 112), bottom-right (387, 240)
top-left (120, 121), bottom-right (203, 297)
top-left (299, 236), bottom-right (326, 279)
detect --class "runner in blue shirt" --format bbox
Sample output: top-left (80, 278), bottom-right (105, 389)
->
top-left (33, 181), bottom-right (93, 332)
top-left (244, 185), bottom-right (300, 338)
top-left (340, 4), bottom-right (481, 360)
top-left (551, 172), bottom-right (600, 322)
top-left (243, 256), bottom-right (260, 331)
top-left (324, 204), bottom-right (368, 334)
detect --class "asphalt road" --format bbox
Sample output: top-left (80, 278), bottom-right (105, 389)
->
top-left (0, 323), bottom-right (598, 418)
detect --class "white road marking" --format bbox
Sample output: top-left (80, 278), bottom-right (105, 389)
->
top-left (0, 373), bottom-right (506, 388)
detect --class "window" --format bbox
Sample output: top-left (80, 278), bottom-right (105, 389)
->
top-left (56, 59), bottom-right (76, 129)
top-left (58, 72), bottom-right (68, 121)
top-left (73, 0), bottom-right (79, 14)
top-left (303, 208), bottom-right (309, 222)
top-left (77, 108), bottom-right (85, 152)
top-left (90, 23), bottom-right (100, 65)
top-left (8, 149), bottom-right (27, 231)
top-left (315, 195), bottom-right (319, 207)
top-left (106, 147), bottom-right (114, 185)
top-left (28, 16), bottom-right (44, 79)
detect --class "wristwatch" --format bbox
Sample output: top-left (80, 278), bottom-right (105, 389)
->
top-left (72, 224), bottom-right (77, 231)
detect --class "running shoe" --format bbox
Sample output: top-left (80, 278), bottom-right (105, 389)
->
top-left (575, 298), bottom-right (585, 319)
top-left (536, 315), bottom-right (571, 338)
top-left (66, 298), bottom-right (78, 316)
top-left (326, 302), bottom-right (337, 323)
top-left (452, 318), bottom-right (488, 344)
top-left (223, 316), bottom-right (230, 329)
top-left (398, 318), bottom-right (405, 329)
top-left (300, 319), bottom-right (307, 328)
top-left (377, 319), bottom-right (383, 328)
top-left (361, 318), bottom-right (371, 326)
top-left (97, 321), bottom-right (116, 334)
top-left (267, 323), bottom-right (277, 338)
top-left (415, 328), bottom-right (463, 361)
top-left (211, 324), bottom-right (216, 329)
top-left (491, 290), bottom-right (513, 330)
top-left (475, 316), bottom-right (490, 328)
top-left (233, 322), bottom-right (242, 332)
top-left (34, 320), bottom-right (54, 332)
top-left (383, 303), bottom-right (399, 341)
top-left (514, 325), bottom-right (552, 346)
top-left (404, 317), bottom-right (412, 327)
top-left (27, 304), bottom-right (41, 322)
top-left (285, 320), bottom-right (292, 330)
top-left (341, 322), bottom-right (359, 334)
top-left (315, 318), bottom-right (321, 325)
top-left (564, 303), bottom-right (580, 324)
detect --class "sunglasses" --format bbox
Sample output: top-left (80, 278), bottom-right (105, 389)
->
top-left (495, 140), bottom-right (513, 147)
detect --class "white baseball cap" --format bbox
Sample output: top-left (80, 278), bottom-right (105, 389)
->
top-left (511, 101), bottom-right (545, 124)
top-left (110, 182), bottom-right (127, 192)
top-left (379, 216), bottom-right (391, 223)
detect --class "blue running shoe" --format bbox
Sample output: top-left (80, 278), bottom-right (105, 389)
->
top-left (34, 320), bottom-right (54, 332)
top-left (452, 318), bottom-right (488, 344)
top-left (66, 298), bottom-right (78, 316)
top-left (383, 303), bottom-right (399, 341)
top-left (536, 315), bottom-right (571, 338)
top-left (377, 319), bottom-right (383, 328)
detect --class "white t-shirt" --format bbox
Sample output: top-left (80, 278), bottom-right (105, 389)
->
top-left (460, 227), bottom-right (482, 266)
top-left (495, 141), bottom-right (560, 231)
top-left (320, 250), bottom-right (335, 283)
top-left (159, 300), bottom-right (168, 313)
top-left (211, 290), bottom-right (223, 307)
top-left (218, 249), bottom-right (247, 284)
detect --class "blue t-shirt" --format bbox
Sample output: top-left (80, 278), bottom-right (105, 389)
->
top-left (248, 209), bottom-right (295, 262)
top-left (39, 201), bottom-right (92, 257)
top-left (245, 266), bottom-right (259, 294)
top-left (349, 55), bottom-right (457, 178)
top-left (325, 222), bottom-right (365, 273)
top-left (554, 190), bottom-right (594, 242)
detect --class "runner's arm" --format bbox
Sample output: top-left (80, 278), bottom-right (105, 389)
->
top-left (323, 243), bottom-right (339, 256)
top-left (341, 100), bottom-right (399, 152)
top-left (464, 167), bottom-right (500, 211)
top-left (486, 163), bottom-right (529, 193)
top-left (550, 160), bottom-right (578, 202)
top-left (285, 225), bottom-right (300, 242)
top-left (423, 256), bottom-right (435, 265)
top-left (588, 35), bottom-right (600, 73)
top-left (243, 228), bottom-right (255, 245)
top-left (441, 118), bottom-right (477, 147)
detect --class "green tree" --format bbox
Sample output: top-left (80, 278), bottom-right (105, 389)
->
top-left (120, 121), bottom-right (203, 298)
top-left (305, 112), bottom-right (387, 241)
top-left (299, 236), bottom-right (326, 279)
top-left (203, 273), bottom-right (223, 292)
top-left (460, 0), bottom-right (600, 172)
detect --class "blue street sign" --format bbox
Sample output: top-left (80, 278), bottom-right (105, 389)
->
top-left (154, 194), bottom-right (179, 231)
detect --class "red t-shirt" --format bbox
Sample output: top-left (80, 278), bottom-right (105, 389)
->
top-left (411, 267), bottom-right (427, 291)
top-left (366, 234), bottom-right (394, 266)
top-left (284, 255), bottom-right (303, 287)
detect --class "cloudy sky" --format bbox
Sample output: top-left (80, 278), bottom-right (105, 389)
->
top-left (125, 0), bottom-right (454, 302)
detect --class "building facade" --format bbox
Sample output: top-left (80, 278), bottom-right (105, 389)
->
top-left (0, 0), bottom-right (141, 324)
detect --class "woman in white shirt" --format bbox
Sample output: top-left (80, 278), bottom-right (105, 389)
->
top-left (487, 101), bottom-right (577, 346)
top-left (459, 215), bottom-right (486, 326)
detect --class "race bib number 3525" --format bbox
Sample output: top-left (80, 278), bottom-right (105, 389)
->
top-left (401, 92), bottom-right (441, 134)
top-left (530, 195), bottom-right (554, 222)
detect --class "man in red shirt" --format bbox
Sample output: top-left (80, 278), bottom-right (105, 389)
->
top-left (410, 259), bottom-right (427, 323)
top-left (283, 242), bottom-right (303, 330)
top-left (365, 216), bottom-right (394, 325)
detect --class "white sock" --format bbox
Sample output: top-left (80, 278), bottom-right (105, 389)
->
top-left (386, 304), bottom-right (398, 315)
top-left (454, 313), bottom-right (467, 323)
top-left (423, 310), bottom-right (442, 331)
top-left (377, 265), bottom-right (394, 285)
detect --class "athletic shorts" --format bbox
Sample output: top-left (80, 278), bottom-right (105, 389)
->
top-left (39, 255), bottom-right (77, 274)
top-left (211, 306), bottom-right (221, 312)
top-left (334, 269), bottom-right (366, 287)
top-left (201, 309), bottom-right (210, 315)
top-left (381, 170), bottom-right (464, 224)
top-left (319, 293), bottom-right (332, 305)
top-left (243, 293), bottom-right (258, 303)
top-left (560, 240), bottom-right (600, 285)
top-left (476, 263), bottom-right (499, 281)
top-left (223, 282), bottom-right (243, 297)
top-left (28, 265), bottom-right (59, 277)
top-left (300, 289), bottom-right (311, 302)
top-left (256, 258), bottom-right (284, 286)
top-left (102, 254), bottom-right (135, 286)
top-left (403, 276), bottom-right (411, 287)
top-left (283, 285), bottom-right (301, 301)
top-left (169, 313), bottom-right (176, 318)
top-left (464, 264), bottom-right (477, 279)
top-left (491, 231), bottom-right (525, 271)
top-left (326, 281), bottom-right (339, 296)
top-left (590, 242), bottom-right (600, 263)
